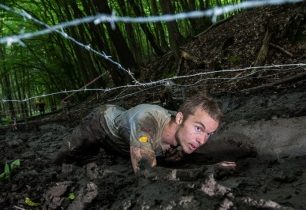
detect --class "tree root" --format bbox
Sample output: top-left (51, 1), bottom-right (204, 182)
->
top-left (242, 70), bottom-right (306, 93)
top-left (176, 50), bottom-right (200, 75)
top-left (254, 28), bottom-right (272, 66)
top-left (195, 16), bottom-right (233, 38)
top-left (270, 43), bottom-right (293, 57)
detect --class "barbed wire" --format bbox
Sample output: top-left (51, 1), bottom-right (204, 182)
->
top-left (1, 63), bottom-right (305, 103)
top-left (0, 0), bottom-right (302, 46)
top-left (0, 4), bottom-right (139, 84)
top-left (2, 0), bottom-right (296, 86)
top-left (0, 64), bottom-right (303, 117)
top-left (0, 0), bottom-right (303, 104)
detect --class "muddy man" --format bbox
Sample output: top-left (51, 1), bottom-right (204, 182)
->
top-left (54, 93), bottom-right (236, 177)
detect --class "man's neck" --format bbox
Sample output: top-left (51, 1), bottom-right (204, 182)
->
top-left (161, 120), bottom-right (178, 147)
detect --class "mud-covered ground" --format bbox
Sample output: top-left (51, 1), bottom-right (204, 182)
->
top-left (1, 2), bottom-right (306, 210)
top-left (1, 86), bottom-right (306, 210)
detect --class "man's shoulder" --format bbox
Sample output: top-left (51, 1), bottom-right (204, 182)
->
top-left (103, 104), bottom-right (126, 123)
top-left (132, 104), bottom-right (174, 115)
top-left (135, 104), bottom-right (165, 110)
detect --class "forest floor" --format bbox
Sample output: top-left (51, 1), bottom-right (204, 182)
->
top-left (1, 2), bottom-right (306, 210)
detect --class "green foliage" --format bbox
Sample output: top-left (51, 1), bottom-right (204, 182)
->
top-left (0, 0), bottom-right (241, 119)
top-left (0, 115), bottom-right (11, 125)
top-left (25, 197), bottom-right (40, 207)
top-left (68, 192), bottom-right (76, 200)
top-left (0, 159), bottom-right (21, 181)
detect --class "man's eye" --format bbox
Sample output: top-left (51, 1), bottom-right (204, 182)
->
top-left (207, 132), bottom-right (215, 137)
top-left (195, 126), bottom-right (202, 132)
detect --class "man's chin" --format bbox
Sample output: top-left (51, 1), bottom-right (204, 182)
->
top-left (182, 146), bottom-right (194, 154)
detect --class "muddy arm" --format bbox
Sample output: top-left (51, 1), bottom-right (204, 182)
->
top-left (149, 161), bottom-right (236, 181)
top-left (130, 146), bottom-right (157, 176)
top-left (129, 146), bottom-right (185, 179)
top-left (130, 145), bottom-right (236, 179)
top-left (136, 161), bottom-right (236, 181)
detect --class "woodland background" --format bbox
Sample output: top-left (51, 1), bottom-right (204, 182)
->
top-left (0, 0), bottom-right (240, 123)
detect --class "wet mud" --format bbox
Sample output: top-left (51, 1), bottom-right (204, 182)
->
top-left (1, 86), bottom-right (306, 210)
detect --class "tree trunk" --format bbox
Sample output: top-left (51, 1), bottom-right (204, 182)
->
top-left (117, 0), bottom-right (144, 64)
top-left (0, 46), bottom-right (15, 119)
top-left (129, 0), bottom-right (165, 56)
top-left (198, 0), bottom-right (213, 29)
top-left (69, 0), bottom-right (101, 84)
top-left (150, 0), bottom-right (170, 51)
top-left (14, 69), bottom-right (28, 119)
top-left (81, 0), bottom-right (111, 87)
top-left (93, 0), bottom-right (137, 85)
top-left (159, 0), bottom-right (184, 62)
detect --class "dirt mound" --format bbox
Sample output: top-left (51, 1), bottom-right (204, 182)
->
top-left (146, 1), bottom-right (306, 95)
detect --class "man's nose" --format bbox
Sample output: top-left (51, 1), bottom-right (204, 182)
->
top-left (197, 134), bottom-right (208, 145)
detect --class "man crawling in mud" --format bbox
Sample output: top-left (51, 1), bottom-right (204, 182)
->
top-left (55, 93), bottom-right (235, 177)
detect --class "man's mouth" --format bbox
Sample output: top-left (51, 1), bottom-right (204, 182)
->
top-left (190, 143), bottom-right (198, 150)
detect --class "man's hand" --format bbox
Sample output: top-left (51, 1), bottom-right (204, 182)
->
top-left (215, 161), bottom-right (237, 170)
top-left (130, 145), bottom-right (237, 181)
top-left (213, 161), bottom-right (237, 179)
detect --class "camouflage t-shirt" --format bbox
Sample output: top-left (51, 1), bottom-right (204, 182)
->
top-left (101, 104), bottom-right (173, 156)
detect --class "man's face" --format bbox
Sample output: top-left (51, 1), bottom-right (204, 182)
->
top-left (175, 106), bottom-right (219, 154)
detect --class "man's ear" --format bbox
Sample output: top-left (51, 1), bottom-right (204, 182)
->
top-left (176, 112), bottom-right (184, 125)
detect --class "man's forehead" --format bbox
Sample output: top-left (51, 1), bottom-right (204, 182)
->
top-left (188, 105), bottom-right (207, 116)
top-left (188, 107), bottom-right (219, 128)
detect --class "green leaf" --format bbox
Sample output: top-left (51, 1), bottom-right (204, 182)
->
top-left (0, 159), bottom-right (21, 181)
top-left (10, 159), bottom-right (21, 170)
top-left (0, 163), bottom-right (10, 181)
top-left (4, 163), bottom-right (10, 179)
top-left (4, 163), bottom-right (11, 175)
top-left (68, 192), bottom-right (76, 200)
top-left (0, 172), bottom-right (6, 180)
top-left (25, 197), bottom-right (40, 207)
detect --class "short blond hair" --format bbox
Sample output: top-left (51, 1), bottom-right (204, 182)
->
top-left (178, 93), bottom-right (223, 122)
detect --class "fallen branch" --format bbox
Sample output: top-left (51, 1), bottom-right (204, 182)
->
top-left (195, 16), bottom-right (233, 38)
top-left (180, 50), bottom-right (199, 63)
top-left (242, 70), bottom-right (306, 92)
top-left (13, 206), bottom-right (25, 210)
top-left (237, 197), bottom-right (294, 210)
top-left (253, 28), bottom-right (272, 66)
top-left (176, 50), bottom-right (200, 75)
top-left (270, 43), bottom-right (293, 57)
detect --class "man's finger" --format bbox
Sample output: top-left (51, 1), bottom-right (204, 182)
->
top-left (216, 161), bottom-right (237, 170)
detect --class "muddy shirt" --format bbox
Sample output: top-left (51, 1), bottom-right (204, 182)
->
top-left (100, 104), bottom-right (173, 156)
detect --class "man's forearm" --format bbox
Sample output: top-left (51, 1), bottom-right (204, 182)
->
top-left (130, 146), bottom-right (156, 175)
top-left (136, 162), bottom-right (236, 181)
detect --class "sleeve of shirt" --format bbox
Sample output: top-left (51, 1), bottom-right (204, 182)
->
top-left (129, 111), bottom-right (158, 152)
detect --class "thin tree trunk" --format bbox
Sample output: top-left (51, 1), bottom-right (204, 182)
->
top-left (70, 0), bottom-right (101, 83)
top-left (14, 69), bottom-right (28, 119)
top-left (0, 1), bottom-right (15, 120)
top-left (118, 0), bottom-right (143, 64)
top-left (93, 0), bottom-right (137, 85)
top-left (130, 0), bottom-right (165, 56)
top-left (159, 0), bottom-right (184, 61)
top-left (0, 46), bottom-right (15, 120)
top-left (150, 0), bottom-right (170, 51)
top-left (198, 0), bottom-right (213, 29)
